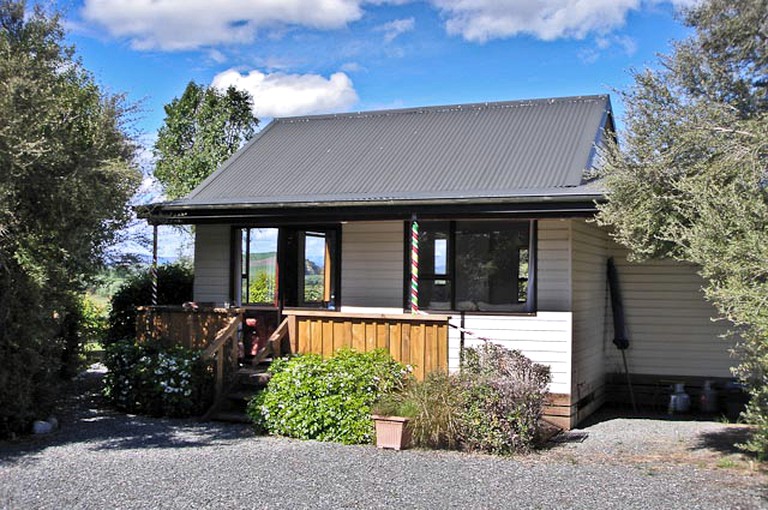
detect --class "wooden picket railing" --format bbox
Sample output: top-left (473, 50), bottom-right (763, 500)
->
top-left (281, 309), bottom-right (449, 381)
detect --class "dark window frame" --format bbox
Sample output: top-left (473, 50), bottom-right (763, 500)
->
top-left (403, 219), bottom-right (537, 314)
top-left (233, 225), bottom-right (342, 310)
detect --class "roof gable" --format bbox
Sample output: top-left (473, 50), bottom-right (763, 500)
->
top-left (174, 94), bottom-right (612, 208)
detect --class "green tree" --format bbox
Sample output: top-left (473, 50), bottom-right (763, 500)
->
top-left (0, 0), bottom-right (140, 437)
top-left (596, 0), bottom-right (768, 455)
top-left (153, 82), bottom-right (258, 199)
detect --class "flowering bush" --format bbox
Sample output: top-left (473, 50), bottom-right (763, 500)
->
top-left (248, 349), bottom-right (411, 444)
top-left (103, 341), bottom-right (213, 417)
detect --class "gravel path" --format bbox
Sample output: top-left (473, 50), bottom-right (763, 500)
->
top-left (1, 367), bottom-right (765, 510)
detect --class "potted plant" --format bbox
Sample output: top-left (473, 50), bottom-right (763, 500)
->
top-left (371, 395), bottom-right (416, 450)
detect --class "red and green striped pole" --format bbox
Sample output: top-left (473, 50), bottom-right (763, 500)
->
top-left (410, 215), bottom-right (419, 314)
top-left (151, 224), bottom-right (158, 306)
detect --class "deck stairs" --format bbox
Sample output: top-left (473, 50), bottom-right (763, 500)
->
top-left (209, 360), bottom-right (272, 423)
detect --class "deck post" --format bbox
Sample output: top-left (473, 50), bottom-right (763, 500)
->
top-left (410, 215), bottom-right (419, 314)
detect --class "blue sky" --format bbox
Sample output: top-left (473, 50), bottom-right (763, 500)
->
top-left (53, 0), bottom-right (695, 258)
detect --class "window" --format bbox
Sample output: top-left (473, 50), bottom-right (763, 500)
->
top-left (409, 220), bottom-right (535, 312)
top-left (238, 226), bottom-right (339, 309)
top-left (298, 230), bottom-right (335, 307)
top-left (241, 228), bottom-right (279, 305)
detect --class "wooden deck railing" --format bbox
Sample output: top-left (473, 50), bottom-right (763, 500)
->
top-left (281, 309), bottom-right (449, 380)
top-left (252, 316), bottom-right (291, 364)
top-left (201, 314), bottom-right (242, 414)
top-left (136, 306), bottom-right (244, 350)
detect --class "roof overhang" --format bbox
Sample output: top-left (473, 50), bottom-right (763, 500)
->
top-left (137, 192), bottom-right (605, 226)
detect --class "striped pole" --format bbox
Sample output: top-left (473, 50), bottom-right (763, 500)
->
top-left (151, 224), bottom-right (158, 306)
top-left (410, 216), bottom-right (419, 314)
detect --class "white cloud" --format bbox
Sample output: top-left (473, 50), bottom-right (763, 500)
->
top-left (375, 17), bottom-right (416, 42)
top-left (212, 69), bottom-right (359, 118)
top-left (429, 0), bottom-right (642, 42)
top-left (80, 0), bottom-right (366, 50)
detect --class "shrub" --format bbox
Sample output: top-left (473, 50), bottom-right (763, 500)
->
top-left (248, 349), bottom-right (410, 444)
top-left (458, 343), bottom-right (551, 455)
top-left (107, 263), bottom-right (193, 343)
top-left (103, 340), bottom-right (213, 417)
top-left (376, 371), bottom-right (463, 450)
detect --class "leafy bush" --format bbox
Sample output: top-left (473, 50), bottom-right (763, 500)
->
top-left (103, 340), bottom-right (213, 417)
top-left (458, 343), bottom-right (551, 455)
top-left (374, 343), bottom-right (551, 455)
top-left (376, 371), bottom-right (463, 450)
top-left (248, 349), bottom-right (410, 444)
top-left (108, 263), bottom-right (193, 343)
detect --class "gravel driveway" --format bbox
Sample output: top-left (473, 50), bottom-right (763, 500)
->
top-left (1, 368), bottom-right (765, 510)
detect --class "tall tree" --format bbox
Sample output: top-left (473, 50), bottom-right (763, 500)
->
top-left (153, 82), bottom-right (258, 199)
top-left (597, 0), bottom-right (768, 455)
top-left (0, 0), bottom-right (140, 436)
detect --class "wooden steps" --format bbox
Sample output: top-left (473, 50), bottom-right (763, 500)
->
top-left (209, 363), bottom-right (272, 423)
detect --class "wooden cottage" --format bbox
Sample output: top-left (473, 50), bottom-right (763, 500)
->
top-left (138, 95), bottom-right (736, 428)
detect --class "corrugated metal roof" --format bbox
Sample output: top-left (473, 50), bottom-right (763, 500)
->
top-left (174, 94), bottom-right (611, 208)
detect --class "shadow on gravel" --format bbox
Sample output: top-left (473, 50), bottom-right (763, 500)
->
top-left (0, 368), bottom-right (255, 466)
top-left (691, 426), bottom-right (754, 456)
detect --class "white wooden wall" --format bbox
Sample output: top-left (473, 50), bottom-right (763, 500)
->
top-left (570, 220), bottom-right (609, 412)
top-left (604, 247), bottom-right (735, 378)
top-left (447, 313), bottom-right (573, 394)
top-left (193, 224), bottom-right (231, 304)
top-left (340, 221), bottom-right (405, 312)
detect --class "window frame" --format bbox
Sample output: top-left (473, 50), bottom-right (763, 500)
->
top-left (232, 225), bottom-right (342, 310)
top-left (403, 219), bottom-right (537, 314)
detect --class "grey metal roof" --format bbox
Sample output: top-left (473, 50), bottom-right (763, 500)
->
top-left (163, 95), bottom-right (612, 211)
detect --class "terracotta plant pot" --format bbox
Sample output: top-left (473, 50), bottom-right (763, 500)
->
top-left (372, 415), bottom-right (412, 450)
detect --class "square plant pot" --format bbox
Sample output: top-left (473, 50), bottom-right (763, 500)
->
top-left (372, 415), bottom-right (411, 450)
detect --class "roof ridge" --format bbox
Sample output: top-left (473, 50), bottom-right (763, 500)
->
top-left (275, 94), bottom-right (609, 124)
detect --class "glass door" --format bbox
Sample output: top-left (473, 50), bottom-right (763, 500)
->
top-left (280, 227), bottom-right (339, 309)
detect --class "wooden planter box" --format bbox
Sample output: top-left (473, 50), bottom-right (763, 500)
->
top-left (372, 415), bottom-right (411, 450)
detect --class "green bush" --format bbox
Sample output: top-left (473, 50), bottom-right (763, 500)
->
top-left (374, 343), bottom-right (551, 455)
top-left (376, 371), bottom-right (463, 450)
top-left (103, 340), bottom-right (213, 417)
top-left (458, 343), bottom-right (551, 455)
top-left (107, 263), bottom-right (193, 343)
top-left (248, 349), bottom-right (410, 444)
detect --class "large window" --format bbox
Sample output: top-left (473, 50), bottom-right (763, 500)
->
top-left (411, 220), bottom-right (535, 312)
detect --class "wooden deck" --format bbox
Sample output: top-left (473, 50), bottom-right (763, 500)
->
top-left (282, 309), bottom-right (449, 380)
top-left (135, 307), bottom-right (449, 380)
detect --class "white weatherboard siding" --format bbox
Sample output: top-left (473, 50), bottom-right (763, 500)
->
top-left (341, 221), bottom-right (404, 310)
top-left (447, 313), bottom-right (573, 395)
top-left (605, 249), bottom-right (735, 378)
top-left (570, 220), bottom-right (609, 415)
top-left (537, 220), bottom-right (572, 311)
top-left (193, 224), bottom-right (231, 304)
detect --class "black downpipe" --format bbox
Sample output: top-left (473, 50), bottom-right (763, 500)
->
top-left (607, 257), bottom-right (637, 412)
